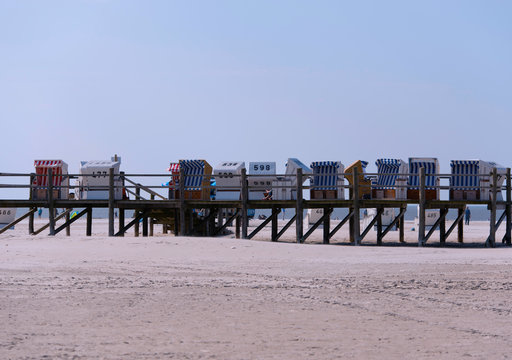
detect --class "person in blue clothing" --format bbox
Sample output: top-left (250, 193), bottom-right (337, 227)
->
top-left (38, 208), bottom-right (42, 218)
top-left (465, 207), bottom-right (471, 225)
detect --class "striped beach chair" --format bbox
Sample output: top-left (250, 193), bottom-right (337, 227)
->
top-left (450, 160), bottom-right (506, 201)
top-left (178, 160), bottom-right (212, 200)
top-left (407, 158), bottom-right (439, 200)
top-left (374, 159), bottom-right (408, 199)
top-left (310, 161), bottom-right (345, 200)
top-left (33, 160), bottom-right (69, 200)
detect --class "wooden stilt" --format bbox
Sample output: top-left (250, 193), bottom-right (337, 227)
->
top-left (352, 167), bottom-right (360, 245)
top-left (376, 207), bottom-right (383, 245)
top-left (135, 185), bottom-right (141, 237)
top-left (489, 168), bottom-right (497, 247)
top-left (272, 207), bottom-right (278, 242)
top-left (28, 173), bottom-right (35, 235)
top-left (506, 168), bottom-right (511, 245)
top-left (179, 171), bottom-right (186, 236)
top-left (65, 209), bottom-right (71, 236)
top-left (418, 167), bottom-right (426, 246)
top-left (86, 207), bottom-right (92, 236)
top-left (295, 168), bottom-right (303, 243)
top-left (439, 208), bottom-right (447, 245)
top-left (118, 208), bottom-right (125, 237)
top-left (458, 207), bottom-right (464, 243)
top-left (108, 168), bottom-right (115, 237)
top-left (399, 207), bottom-right (405, 243)
top-left (241, 169), bottom-right (248, 239)
top-left (48, 168), bottom-right (55, 236)
top-left (323, 207), bottom-right (330, 244)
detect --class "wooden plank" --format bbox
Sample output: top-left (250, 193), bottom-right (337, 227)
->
top-left (506, 168), bottom-right (511, 245)
top-left (54, 208), bottom-right (87, 235)
top-left (86, 207), bottom-right (92, 236)
top-left (48, 168), bottom-right (55, 236)
top-left (248, 208), bottom-right (280, 239)
top-left (301, 208), bottom-right (332, 243)
top-left (488, 168), bottom-right (497, 247)
top-left (0, 208), bottom-right (37, 235)
top-left (329, 211), bottom-right (353, 240)
top-left (149, 194), bottom-right (155, 236)
top-left (418, 167), bottom-right (426, 246)
top-left (108, 168), bottom-right (115, 237)
top-left (214, 210), bottom-right (240, 236)
top-left (295, 168), bottom-right (303, 243)
top-left (423, 208), bottom-right (448, 244)
top-left (446, 208), bottom-right (465, 240)
top-left (28, 173), bottom-right (34, 235)
top-left (32, 209), bottom-right (72, 236)
top-left (323, 207), bottom-right (330, 244)
top-left (241, 169), bottom-right (248, 239)
top-left (115, 211), bottom-right (147, 236)
top-left (352, 167), bottom-right (360, 245)
top-left (275, 214), bottom-right (296, 241)
top-left (380, 207), bottom-right (407, 240)
top-left (359, 208), bottom-right (383, 241)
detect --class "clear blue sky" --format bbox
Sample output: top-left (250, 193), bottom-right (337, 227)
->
top-left (1, 0), bottom-right (511, 175)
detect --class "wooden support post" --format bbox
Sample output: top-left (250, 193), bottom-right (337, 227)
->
top-left (118, 208), bottom-right (125, 237)
top-left (135, 185), bottom-right (141, 237)
top-left (48, 168), bottom-right (55, 236)
top-left (188, 208), bottom-right (194, 235)
top-left (65, 209), bottom-right (71, 236)
top-left (149, 194), bottom-right (154, 236)
top-left (418, 167), bottom-right (426, 247)
top-left (235, 214), bottom-right (241, 239)
top-left (217, 209), bottom-right (224, 229)
top-left (241, 168), bottom-right (248, 239)
top-left (295, 168), bottom-right (303, 243)
top-left (179, 171), bottom-right (186, 236)
top-left (323, 207), bottom-right (330, 244)
top-left (174, 208), bottom-right (179, 236)
top-left (108, 168), bottom-right (115, 237)
top-left (272, 207), bottom-right (279, 242)
top-left (399, 207), bottom-right (405, 243)
top-left (439, 208), bottom-right (447, 245)
top-left (142, 215), bottom-right (148, 237)
top-left (29, 173), bottom-right (35, 235)
top-left (506, 168), bottom-right (511, 245)
top-left (489, 167), bottom-right (497, 247)
top-left (163, 224), bottom-right (168, 234)
top-left (208, 209), bottom-right (216, 237)
top-left (86, 207), bottom-right (92, 236)
top-left (349, 207), bottom-right (354, 243)
top-left (352, 167), bottom-right (360, 245)
top-left (458, 207), bottom-right (464, 243)
top-left (376, 207), bottom-right (383, 245)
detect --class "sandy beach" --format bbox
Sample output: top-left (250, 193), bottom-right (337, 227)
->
top-left (2, 219), bottom-right (512, 359)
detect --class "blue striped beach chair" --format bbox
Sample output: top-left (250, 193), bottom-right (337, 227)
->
top-left (407, 158), bottom-right (439, 200)
top-left (178, 160), bottom-right (212, 200)
top-left (374, 159), bottom-right (408, 199)
top-left (450, 160), bottom-right (506, 201)
top-left (310, 161), bottom-right (345, 200)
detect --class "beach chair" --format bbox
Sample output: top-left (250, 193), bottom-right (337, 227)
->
top-left (213, 162), bottom-right (245, 200)
top-left (32, 160), bottom-right (69, 200)
top-left (374, 159), bottom-right (408, 200)
top-left (407, 158), bottom-right (439, 200)
top-left (177, 160), bottom-right (213, 200)
top-left (310, 161), bottom-right (345, 200)
top-left (76, 155), bottom-right (123, 200)
top-left (344, 160), bottom-right (370, 199)
top-left (248, 162), bottom-right (276, 200)
top-left (273, 158), bottom-right (312, 200)
top-left (450, 160), bottom-right (506, 201)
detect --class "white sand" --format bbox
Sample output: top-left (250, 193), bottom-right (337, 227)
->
top-left (1, 219), bottom-right (512, 359)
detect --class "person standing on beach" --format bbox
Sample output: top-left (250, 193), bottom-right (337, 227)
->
top-left (465, 207), bottom-right (471, 225)
top-left (38, 208), bottom-right (42, 219)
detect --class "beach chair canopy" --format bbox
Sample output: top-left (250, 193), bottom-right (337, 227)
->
top-left (408, 158), bottom-right (438, 189)
top-left (168, 162), bottom-right (180, 186)
top-left (310, 161), bottom-right (341, 190)
top-left (33, 160), bottom-right (67, 186)
top-left (375, 159), bottom-right (404, 189)
top-left (285, 158), bottom-right (312, 175)
top-left (179, 160), bottom-right (206, 190)
top-left (450, 160), bottom-right (480, 190)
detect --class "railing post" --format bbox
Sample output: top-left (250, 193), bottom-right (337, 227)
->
top-left (295, 168), bottom-right (303, 243)
top-left (241, 168), bottom-right (248, 239)
top-left (48, 168), bottom-right (55, 236)
top-left (506, 168), bottom-right (511, 245)
top-left (179, 170), bottom-right (186, 236)
top-left (489, 167), bottom-right (497, 247)
top-left (108, 167), bottom-right (115, 237)
top-left (352, 167), bottom-right (360, 245)
top-left (29, 173), bottom-right (35, 235)
top-left (418, 167), bottom-right (426, 246)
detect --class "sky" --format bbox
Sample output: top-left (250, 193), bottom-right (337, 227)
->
top-left (1, 0), bottom-right (511, 176)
